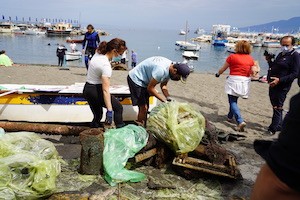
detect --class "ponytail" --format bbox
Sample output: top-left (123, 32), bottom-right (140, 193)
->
top-left (97, 41), bottom-right (108, 54)
top-left (96, 38), bottom-right (127, 55)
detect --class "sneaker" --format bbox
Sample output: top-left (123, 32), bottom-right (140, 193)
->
top-left (236, 122), bottom-right (246, 132)
top-left (264, 129), bottom-right (276, 136)
top-left (227, 117), bottom-right (235, 123)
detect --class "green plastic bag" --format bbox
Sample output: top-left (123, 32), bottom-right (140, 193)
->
top-left (0, 131), bottom-right (61, 199)
top-left (103, 124), bottom-right (148, 186)
top-left (147, 102), bottom-right (205, 154)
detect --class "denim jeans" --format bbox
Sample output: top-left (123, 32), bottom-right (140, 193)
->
top-left (227, 94), bottom-right (243, 124)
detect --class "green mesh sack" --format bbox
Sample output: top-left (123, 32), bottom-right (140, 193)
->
top-left (147, 102), bottom-right (205, 154)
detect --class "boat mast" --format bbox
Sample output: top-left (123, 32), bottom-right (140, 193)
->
top-left (185, 20), bottom-right (188, 43)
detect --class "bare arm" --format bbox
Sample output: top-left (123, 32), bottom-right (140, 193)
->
top-left (217, 62), bottom-right (230, 75)
top-left (101, 76), bottom-right (112, 111)
top-left (147, 78), bottom-right (166, 102)
top-left (160, 81), bottom-right (170, 99)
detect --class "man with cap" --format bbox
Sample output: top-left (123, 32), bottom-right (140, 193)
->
top-left (127, 56), bottom-right (190, 125)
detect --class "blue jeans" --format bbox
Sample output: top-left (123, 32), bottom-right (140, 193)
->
top-left (227, 94), bottom-right (243, 124)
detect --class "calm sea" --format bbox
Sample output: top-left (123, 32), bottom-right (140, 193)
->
top-left (0, 28), bottom-right (280, 75)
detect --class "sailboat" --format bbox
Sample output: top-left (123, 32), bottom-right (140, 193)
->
top-left (175, 21), bottom-right (200, 51)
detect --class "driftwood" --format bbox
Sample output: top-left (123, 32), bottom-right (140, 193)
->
top-left (0, 121), bottom-right (89, 135)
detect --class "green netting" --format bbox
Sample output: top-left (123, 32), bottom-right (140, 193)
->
top-left (147, 102), bottom-right (205, 154)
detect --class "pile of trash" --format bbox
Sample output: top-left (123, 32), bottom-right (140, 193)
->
top-left (0, 129), bottom-right (61, 199)
top-left (147, 101), bottom-right (206, 154)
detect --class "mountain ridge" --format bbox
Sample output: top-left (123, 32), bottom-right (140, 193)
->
top-left (239, 17), bottom-right (300, 33)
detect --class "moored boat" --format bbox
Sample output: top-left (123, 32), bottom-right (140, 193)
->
top-left (182, 51), bottom-right (199, 60)
top-left (65, 51), bottom-right (82, 61)
top-left (0, 83), bottom-right (158, 123)
top-left (175, 41), bottom-right (200, 51)
top-left (262, 40), bottom-right (281, 48)
top-left (0, 22), bottom-right (18, 33)
top-left (24, 28), bottom-right (46, 35)
top-left (46, 22), bottom-right (72, 36)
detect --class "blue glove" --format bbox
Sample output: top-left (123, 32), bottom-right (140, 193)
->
top-left (105, 110), bottom-right (113, 125)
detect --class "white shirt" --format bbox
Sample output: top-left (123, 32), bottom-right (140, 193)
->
top-left (86, 53), bottom-right (112, 84)
top-left (225, 75), bottom-right (251, 99)
top-left (70, 43), bottom-right (76, 51)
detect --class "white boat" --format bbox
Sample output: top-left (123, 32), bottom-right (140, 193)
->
top-left (24, 28), bottom-right (46, 35)
top-left (0, 83), bottom-right (158, 123)
top-left (175, 21), bottom-right (200, 51)
top-left (175, 41), bottom-right (200, 51)
top-left (0, 22), bottom-right (17, 33)
top-left (225, 43), bottom-right (235, 53)
top-left (179, 30), bottom-right (186, 35)
top-left (65, 51), bottom-right (82, 61)
top-left (263, 40), bottom-right (281, 48)
top-left (182, 51), bottom-right (199, 60)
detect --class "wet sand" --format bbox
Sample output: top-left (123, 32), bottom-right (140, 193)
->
top-left (1, 64), bottom-right (299, 198)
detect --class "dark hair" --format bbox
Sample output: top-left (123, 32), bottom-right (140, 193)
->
top-left (280, 35), bottom-right (295, 46)
top-left (86, 24), bottom-right (94, 30)
top-left (97, 38), bottom-right (127, 55)
top-left (0, 50), bottom-right (5, 55)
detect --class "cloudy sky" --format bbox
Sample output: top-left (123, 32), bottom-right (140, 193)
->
top-left (1, 0), bottom-right (299, 31)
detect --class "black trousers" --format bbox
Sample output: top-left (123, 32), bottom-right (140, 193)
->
top-left (268, 86), bottom-right (291, 132)
top-left (58, 56), bottom-right (64, 66)
top-left (83, 82), bottom-right (124, 127)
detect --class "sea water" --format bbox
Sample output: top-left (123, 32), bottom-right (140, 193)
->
top-left (0, 28), bottom-right (281, 75)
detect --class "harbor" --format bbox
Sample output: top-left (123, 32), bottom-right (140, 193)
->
top-left (1, 15), bottom-right (300, 199)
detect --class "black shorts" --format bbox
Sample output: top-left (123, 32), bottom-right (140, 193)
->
top-left (127, 75), bottom-right (150, 106)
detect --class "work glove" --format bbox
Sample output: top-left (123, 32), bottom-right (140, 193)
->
top-left (215, 73), bottom-right (220, 78)
top-left (105, 110), bottom-right (113, 125)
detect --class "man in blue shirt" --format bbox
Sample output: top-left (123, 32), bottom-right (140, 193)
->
top-left (82, 24), bottom-right (100, 69)
top-left (127, 56), bottom-right (190, 125)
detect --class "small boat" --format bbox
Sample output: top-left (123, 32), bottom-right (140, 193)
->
top-left (46, 22), bottom-right (72, 36)
top-left (0, 22), bottom-right (18, 33)
top-left (0, 83), bottom-right (158, 123)
top-left (24, 28), bottom-right (46, 35)
top-left (263, 40), bottom-right (281, 48)
top-left (182, 51), bottom-right (199, 60)
top-left (225, 43), bottom-right (235, 53)
top-left (175, 21), bottom-right (200, 51)
top-left (175, 41), bottom-right (200, 51)
top-left (179, 30), bottom-right (186, 35)
top-left (65, 51), bottom-right (82, 61)
top-left (212, 31), bottom-right (228, 46)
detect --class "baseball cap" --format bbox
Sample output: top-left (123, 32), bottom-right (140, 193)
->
top-left (173, 63), bottom-right (190, 82)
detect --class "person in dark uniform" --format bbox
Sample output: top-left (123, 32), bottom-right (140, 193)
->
top-left (56, 44), bottom-right (67, 66)
top-left (82, 24), bottom-right (100, 69)
top-left (265, 35), bottom-right (300, 135)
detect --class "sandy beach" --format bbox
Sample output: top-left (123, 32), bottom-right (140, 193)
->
top-left (1, 64), bottom-right (299, 198)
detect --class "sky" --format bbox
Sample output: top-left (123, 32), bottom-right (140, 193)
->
top-left (1, 0), bottom-right (300, 31)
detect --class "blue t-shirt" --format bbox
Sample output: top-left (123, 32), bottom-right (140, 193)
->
top-left (129, 56), bottom-right (172, 88)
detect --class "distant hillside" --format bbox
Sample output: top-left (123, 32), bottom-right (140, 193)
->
top-left (239, 17), bottom-right (300, 33)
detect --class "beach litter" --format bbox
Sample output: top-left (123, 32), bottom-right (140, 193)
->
top-left (0, 131), bottom-right (62, 199)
